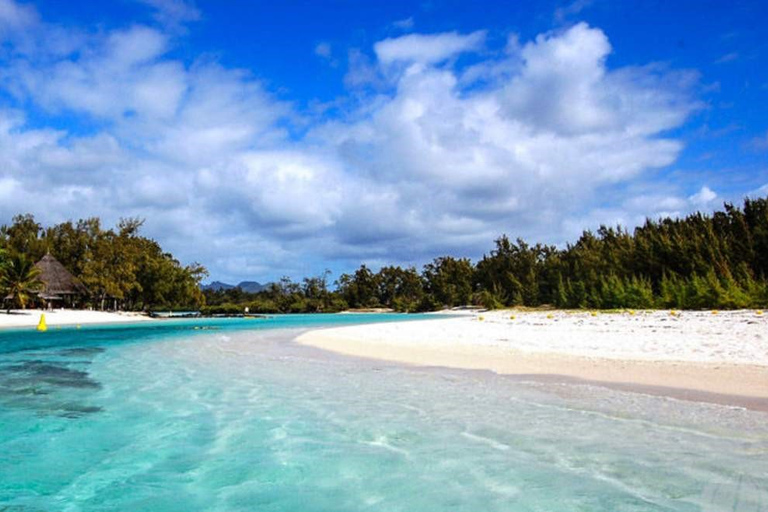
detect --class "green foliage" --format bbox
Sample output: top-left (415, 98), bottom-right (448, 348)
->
top-left (215, 196), bottom-right (765, 314)
top-left (468, 197), bottom-right (768, 310)
top-left (377, 266), bottom-right (424, 312)
top-left (474, 290), bottom-right (504, 310)
top-left (0, 215), bottom-right (207, 311)
top-left (203, 273), bottom-right (348, 314)
top-left (8, 196), bottom-right (767, 314)
top-left (622, 277), bottom-right (655, 309)
top-left (200, 303), bottom-right (245, 316)
top-left (0, 253), bottom-right (43, 310)
top-left (422, 256), bottom-right (474, 308)
top-left (336, 265), bottom-right (379, 308)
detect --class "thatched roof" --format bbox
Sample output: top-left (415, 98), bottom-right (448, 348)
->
top-left (35, 254), bottom-right (88, 298)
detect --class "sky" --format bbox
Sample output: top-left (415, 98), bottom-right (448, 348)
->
top-left (0, 0), bottom-right (767, 284)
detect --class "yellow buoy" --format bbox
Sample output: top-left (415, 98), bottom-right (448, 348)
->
top-left (37, 314), bottom-right (47, 332)
top-left (546, 313), bottom-right (553, 319)
top-left (590, 311), bottom-right (597, 317)
top-left (628, 310), bottom-right (635, 315)
top-left (711, 310), bottom-right (718, 315)
top-left (757, 310), bottom-right (764, 316)
top-left (509, 315), bottom-right (516, 320)
top-left (478, 316), bottom-right (485, 321)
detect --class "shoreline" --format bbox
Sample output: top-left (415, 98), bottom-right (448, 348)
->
top-left (0, 309), bottom-right (152, 329)
top-left (295, 309), bottom-right (768, 402)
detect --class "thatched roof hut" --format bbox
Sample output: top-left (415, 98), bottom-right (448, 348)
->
top-left (34, 254), bottom-right (88, 301)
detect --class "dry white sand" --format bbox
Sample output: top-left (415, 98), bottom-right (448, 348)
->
top-left (297, 309), bottom-right (768, 398)
top-left (0, 309), bottom-right (151, 328)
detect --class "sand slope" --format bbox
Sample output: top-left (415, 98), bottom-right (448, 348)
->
top-left (296, 310), bottom-right (768, 398)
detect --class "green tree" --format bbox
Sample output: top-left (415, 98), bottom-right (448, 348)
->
top-left (1, 253), bottom-right (43, 312)
top-left (337, 265), bottom-right (380, 308)
top-left (376, 266), bottom-right (424, 312)
top-left (422, 256), bottom-right (474, 308)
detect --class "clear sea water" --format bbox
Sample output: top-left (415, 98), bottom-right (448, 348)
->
top-left (1, 314), bottom-right (767, 511)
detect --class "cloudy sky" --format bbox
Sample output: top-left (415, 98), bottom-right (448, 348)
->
top-left (0, 0), bottom-right (766, 283)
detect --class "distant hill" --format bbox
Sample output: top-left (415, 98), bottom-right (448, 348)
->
top-left (238, 281), bottom-right (269, 293)
top-left (202, 281), bottom-right (235, 291)
top-left (202, 280), bottom-right (269, 293)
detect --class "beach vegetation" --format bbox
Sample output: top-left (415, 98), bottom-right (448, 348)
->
top-left (203, 196), bottom-right (768, 313)
top-left (0, 253), bottom-right (44, 311)
top-left (475, 289), bottom-right (504, 310)
top-left (422, 257), bottom-right (474, 308)
top-left (0, 215), bottom-right (207, 311)
top-left (6, 197), bottom-right (767, 314)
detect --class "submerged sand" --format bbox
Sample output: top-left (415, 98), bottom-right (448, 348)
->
top-left (296, 310), bottom-right (768, 398)
top-left (0, 309), bottom-right (151, 328)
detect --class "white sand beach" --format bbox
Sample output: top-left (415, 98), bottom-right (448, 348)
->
top-left (0, 309), bottom-right (151, 329)
top-left (297, 310), bottom-right (768, 398)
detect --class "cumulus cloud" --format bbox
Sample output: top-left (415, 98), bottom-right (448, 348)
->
top-left (0, 0), bottom-right (36, 30)
top-left (0, 4), bottom-right (709, 281)
top-left (688, 186), bottom-right (718, 206)
top-left (314, 23), bottom-right (697, 253)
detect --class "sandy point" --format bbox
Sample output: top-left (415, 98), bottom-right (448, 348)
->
top-left (296, 309), bottom-right (768, 401)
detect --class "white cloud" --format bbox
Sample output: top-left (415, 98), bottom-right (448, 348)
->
top-left (10, 26), bottom-right (183, 119)
top-left (0, 4), bottom-right (709, 281)
top-left (688, 186), bottom-right (718, 206)
top-left (0, 0), bottom-right (36, 30)
top-left (314, 42), bottom-right (332, 59)
top-left (747, 182), bottom-right (768, 198)
top-left (714, 52), bottom-right (739, 64)
top-left (374, 30), bottom-right (486, 66)
top-left (316, 23), bottom-right (697, 252)
top-left (391, 17), bottom-right (414, 31)
top-left (136, 0), bottom-right (200, 26)
top-left (554, 0), bottom-right (594, 23)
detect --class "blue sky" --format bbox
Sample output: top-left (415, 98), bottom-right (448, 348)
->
top-left (1, 0), bottom-right (767, 283)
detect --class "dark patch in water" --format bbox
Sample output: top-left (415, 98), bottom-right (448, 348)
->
top-left (58, 403), bottom-right (103, 418)
top-left (10, 386), bottom-right (51, 396)
top-left (0, 357), bottom-right (103, 419)
top-left (58, 347), bottom-right (105, 357)
top-left (6, 361), bottom-right (101, 389)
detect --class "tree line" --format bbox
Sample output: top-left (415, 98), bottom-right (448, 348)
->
top-left (3, 196), bottom-right (767, 314)
top-left (205, 196), bottom-right (768, 313)
top-left (0, 215), bottom-right (207, 311)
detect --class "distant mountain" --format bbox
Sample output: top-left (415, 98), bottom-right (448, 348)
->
top-left (202, 281), bottom-right (234, 291)
top-left (202, 280), bottom-right (268, 293)
top-left (237, 281), bottom-right (268, 293)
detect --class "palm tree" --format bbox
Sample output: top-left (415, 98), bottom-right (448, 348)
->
top-left (1, 253), bottom-right (43, 313)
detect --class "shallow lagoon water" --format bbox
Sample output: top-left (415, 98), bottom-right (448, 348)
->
top-left (1, 315), bottom-right (767, 511)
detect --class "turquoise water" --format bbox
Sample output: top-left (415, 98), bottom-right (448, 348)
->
top-left (1, 315), bottom-right (767, 511)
